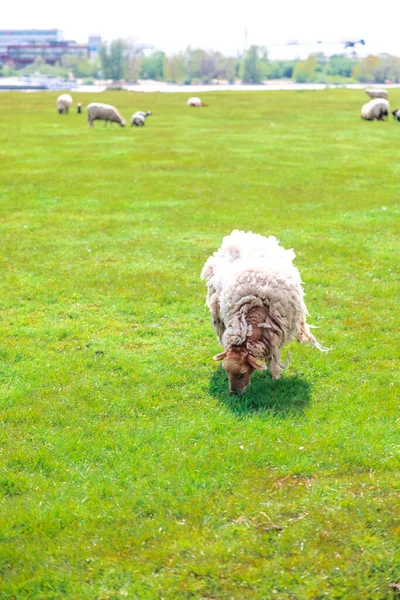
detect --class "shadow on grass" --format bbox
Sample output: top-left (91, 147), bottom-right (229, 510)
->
top-left (209, 367), bottom-right (311, 417)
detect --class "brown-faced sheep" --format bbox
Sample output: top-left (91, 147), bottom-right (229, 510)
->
top-left (201, 230), bottom-right (328, 393)
top-left (87, 102), bottom-right (126, 127)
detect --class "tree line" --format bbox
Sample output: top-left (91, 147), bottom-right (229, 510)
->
top-left (2, 41), bottom-right (400, 84)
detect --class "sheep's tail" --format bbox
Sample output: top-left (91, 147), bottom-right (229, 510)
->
top-left (298, 320), bottom-right (331, 352)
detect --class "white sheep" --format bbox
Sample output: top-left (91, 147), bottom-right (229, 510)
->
top-left (365, 88), bottom-right (388, 100)
top-left (361, 98), bottom-right (390, 121)
top-left (87, 102), bottom-right (126, 127)
top-left (201, 230), bottom-right (328, 393)
top-left (186, 97), bottom-right (208, 107)
top-left (57, 94), bottom-right (73, 114)
top-left (131, 111), bottom-right (152, 126)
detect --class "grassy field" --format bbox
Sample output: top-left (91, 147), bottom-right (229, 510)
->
top-left (0, 89), bottom-right (399, 599)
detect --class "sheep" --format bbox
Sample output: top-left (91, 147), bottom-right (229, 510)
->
top-left (87, 102), bottom-right (126, 127)
top-left (57, 94), bottom-right (73, 115)
top-left (201, 230), bottom-right (328, 393)
top-left (186, 97), bottom-right (208, 107)
top-left (365, 88), bottom-right (388, 100)
top-left (131, 110), bottom-right (152, 126)
top-left (361, 98), bottom-right (390, 121)
top-left (392, 109), bottom-right (400, 122)
top-left (77, 103), bottom-right (82, 114)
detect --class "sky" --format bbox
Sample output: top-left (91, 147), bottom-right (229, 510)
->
top-left (4, 0), bottom-right (400, 58)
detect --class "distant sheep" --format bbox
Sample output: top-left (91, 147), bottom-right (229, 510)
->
top-left (365, 88), bottom-right (388, 100)
top-left (57, 94), bottom-right (73, 114)
top-left (186, 97), bottom-right (208, 107)
top-left (77, 103), bottom-right (82, 114)
top-left (392, 109), bottom-right (400, 122)
top-left (131, 110), bottom-right (152, 126)
top-left (361, 98), bottom-right (390, 121)
top-left (201, 230), bottom-right (328, 393)
top-left (87, 102), bottom-right (126, 127)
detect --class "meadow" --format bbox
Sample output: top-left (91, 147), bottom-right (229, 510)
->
top-left (0, 89), bottom-right (399, 599)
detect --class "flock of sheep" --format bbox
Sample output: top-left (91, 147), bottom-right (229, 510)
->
top-left (55, 87), bottom-right (395, 393)
top-left (58, 89), bottom-right (400, 131)
top-left (56, 94), bottom-right (207, 128)
top-left (361, 88), bottom-right (400, 121)
top-left (57, 94), bottom-right (152, 127)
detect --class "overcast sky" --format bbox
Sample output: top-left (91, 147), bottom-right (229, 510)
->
top-left (4, 0), bottom-right (400, 58)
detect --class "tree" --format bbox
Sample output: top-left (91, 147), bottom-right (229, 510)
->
top-left (225, 58), bottom-right (237, 83)
top-left (163, 54), bottom-right (186, 83)
top-left (292, 55), bottom-right (318, 83)
top-left (268, 60), bottom-right (296, 79)
top-left (19, 57), bottom-right (69, 79)
top-left (0, 61), bottom-right (16, 77)
top-left (99, 40), bottom-right (126, 81)
top-left (62, 55), bottom-right (99, 79)
top-left (352, 54), bottom-right (400, 83)
top-left (124, 40), bottom-right (142, 82)
top-left (240, 46), bottom-right (269, 83)
top-left (325, 54), bottom-right (357, 78)
top-left (140, 51), bottom-right (165, 80)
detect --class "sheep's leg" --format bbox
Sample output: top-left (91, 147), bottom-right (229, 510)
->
top-left (212, 316), bottom-right (225, 344)
top-left (268, 349), bottom-right (290, 380)
top-left (269, 351), bottom-right (283, 380)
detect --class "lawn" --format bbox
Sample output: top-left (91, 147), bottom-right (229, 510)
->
top-left (0, 89), bottom-right (399, 599)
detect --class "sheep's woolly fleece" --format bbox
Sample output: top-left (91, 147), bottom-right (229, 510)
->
top-left (201, 230), bottom-right (327, 360)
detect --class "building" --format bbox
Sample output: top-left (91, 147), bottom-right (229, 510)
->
top-left (0, 29), bottom-right (90, 65)
top-left (0, 29), bottom-right (63, 54)
top-left (4, 43), bottom-right (90, 65)
top-left (88, 34), bottom-right (102, 56)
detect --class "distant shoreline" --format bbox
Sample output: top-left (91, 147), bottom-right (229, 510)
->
top-left (2, 80), bottom-right (400, 93)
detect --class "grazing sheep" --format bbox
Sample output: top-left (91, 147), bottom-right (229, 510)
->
top-left (87, 102), bottom-right (126, 127)
top-left (186, 97), bottom-right (208, 107)
top-left (392, 109), bottom-right (400, 122)
top-left (365, 88), bottom-right (388, 100)
top-left (361, 98), bottom-right (390, 121)
top-left (201, 230), bottom-right (328, 393)
top-left (77, 103), bottom-right (82, 114)
top-left (57, 94), bottom-right (73, 114)
top-left (131, 110), bottom-right (152, 126)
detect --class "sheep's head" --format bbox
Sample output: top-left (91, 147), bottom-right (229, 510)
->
top-left (120, 119), bottom-right (126, 127)
top-left (213, 347), bottom-right (266, 393)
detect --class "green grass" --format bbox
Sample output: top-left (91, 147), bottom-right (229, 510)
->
top-left (0, 89), bottom-right (399, 599)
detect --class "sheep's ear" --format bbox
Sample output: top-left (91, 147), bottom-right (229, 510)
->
top-left (213, 351), bottom-right (227, 361)
top-left (247, 355), bottom-right (267, 370)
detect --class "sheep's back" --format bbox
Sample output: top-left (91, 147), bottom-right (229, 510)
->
top-left (216, 259), bottom-right (306, 344)
top-left (200, 230), bottom-right (295, 287)
top-left (87, 103), bottom-right (123, 122)
top-left (361, 98), bottom-right (389, 119)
